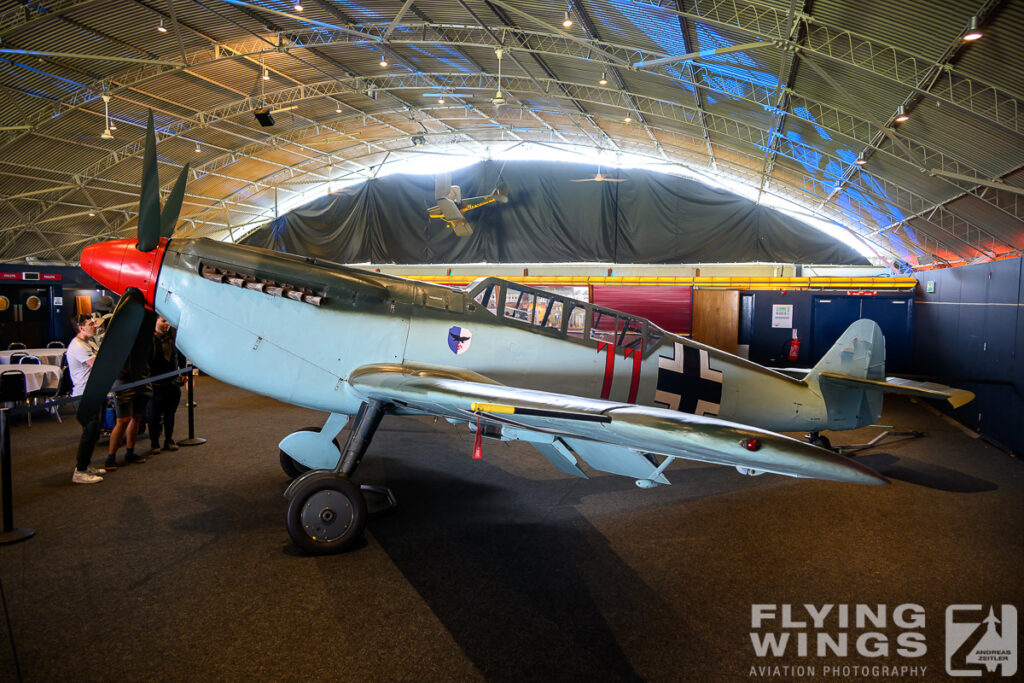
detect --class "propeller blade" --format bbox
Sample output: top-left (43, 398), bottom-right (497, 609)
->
top-left (137, 111), bottom-right (161, 252)
top-left (76, 288), bottom-right (146, 425)
top-left (160, 162), bottom-right (190, 238)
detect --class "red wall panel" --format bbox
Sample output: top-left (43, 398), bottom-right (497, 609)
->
top-left (591, 285), bottom-right (692, 334)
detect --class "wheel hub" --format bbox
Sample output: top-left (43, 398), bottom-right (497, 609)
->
top-left (300, 490), bottom-right (353, 542)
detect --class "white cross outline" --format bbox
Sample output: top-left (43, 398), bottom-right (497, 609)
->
top-left (654, 342), bottom-right (723, 416)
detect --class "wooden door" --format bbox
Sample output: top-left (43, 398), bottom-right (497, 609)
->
top-left (692, 289), bottom-right (739, 354)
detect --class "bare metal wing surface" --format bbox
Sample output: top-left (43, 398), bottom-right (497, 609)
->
top-left (347, 363), bottom-right (889, 487)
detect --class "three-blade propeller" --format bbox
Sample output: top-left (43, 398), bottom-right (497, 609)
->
top-left (76, 110), bottom-right (189, 425)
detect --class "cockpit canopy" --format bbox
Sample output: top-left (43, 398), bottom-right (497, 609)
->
top-left (465, 277), bottom-right (664, 354)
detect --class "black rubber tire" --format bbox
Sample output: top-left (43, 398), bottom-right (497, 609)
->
top-left (279, 426), bottom-right (342, 479)
top-left (286, 473), bottom-right (367, 554)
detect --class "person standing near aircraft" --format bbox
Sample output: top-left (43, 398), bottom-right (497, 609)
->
top-left (105, 341), bottom-right (151, 470)
top-left (147, 315), bottom-right (184, 454)
top-left (67, 314), bottom-right (106, 484)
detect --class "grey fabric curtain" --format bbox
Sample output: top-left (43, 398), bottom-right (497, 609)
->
top-left (242, 161), bottom-right (867, 265)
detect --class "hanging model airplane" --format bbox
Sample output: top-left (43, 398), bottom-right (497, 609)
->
top-left (427, 172), bottom-right (509, 236)
top-left (570, 166), bottom-right (628, 183)
top-left (77, 112), bottom-right (974, 555)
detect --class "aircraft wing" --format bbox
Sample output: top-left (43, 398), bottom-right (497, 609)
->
top-left (347, 363), bottom-right (888, 486)
top-left (436, 197), bottom-right (473, 236)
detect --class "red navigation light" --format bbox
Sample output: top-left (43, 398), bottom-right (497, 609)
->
top-left (742, 438), bottom-right (761, 451)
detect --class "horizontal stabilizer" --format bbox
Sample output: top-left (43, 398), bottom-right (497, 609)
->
top-left (819, 372), bottom-right (975, 408)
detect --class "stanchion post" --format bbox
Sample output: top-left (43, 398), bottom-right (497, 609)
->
top-left (0, 406), bottom-right (34, 544)
top-left (178, 368), bottom-right (206, 447)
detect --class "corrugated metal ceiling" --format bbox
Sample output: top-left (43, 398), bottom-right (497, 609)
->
top-left (0, 0), bottom-right (1021, 269)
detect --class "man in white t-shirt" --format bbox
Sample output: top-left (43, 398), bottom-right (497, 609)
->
top-left (68, 315), bottom-right (105, 484)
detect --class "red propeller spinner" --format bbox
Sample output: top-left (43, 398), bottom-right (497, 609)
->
top-left (80, 237), bottom-right (168, 307)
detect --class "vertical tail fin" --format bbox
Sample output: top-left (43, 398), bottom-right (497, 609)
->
top-left (805, 319), bottom-right (885, 430)
top-left (805, 319), bottom-right (885, 382)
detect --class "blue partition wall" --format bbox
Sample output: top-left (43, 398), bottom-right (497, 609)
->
top-left (745, 290), bottom-right (914, 371)
top-left (914, 258), bottom-right (1023, 455)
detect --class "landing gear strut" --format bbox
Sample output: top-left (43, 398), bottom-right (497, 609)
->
top-left (807, 431), bottom-right (832, 450)
top-left (285, 400), bottom-right (391, 555)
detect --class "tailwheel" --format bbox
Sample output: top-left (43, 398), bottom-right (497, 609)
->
top-left (279, 426), bottom-right (342, 479)
top-left (286, 472), bottom-right (367, 554)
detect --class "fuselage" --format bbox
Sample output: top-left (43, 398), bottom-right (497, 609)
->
top-left (143, 238), bottom-right (832, 433)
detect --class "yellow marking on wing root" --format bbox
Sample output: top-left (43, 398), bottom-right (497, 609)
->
top-left (471, 402), bottom-right (515, 414)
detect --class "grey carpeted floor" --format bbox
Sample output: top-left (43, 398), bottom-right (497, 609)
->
top-left (0, 377), bottom-right (1020, 682)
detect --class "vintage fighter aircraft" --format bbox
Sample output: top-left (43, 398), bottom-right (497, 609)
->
top-left (427, 172), bottom-right (509, 236)
top-left (77, 113), bottom-right (972, 555)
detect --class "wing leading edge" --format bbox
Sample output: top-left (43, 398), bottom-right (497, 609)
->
top-left (347, 363), bottom-right (888, 487)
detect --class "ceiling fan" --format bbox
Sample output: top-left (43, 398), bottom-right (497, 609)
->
top-left (570, 166), bottom-right (627, 183)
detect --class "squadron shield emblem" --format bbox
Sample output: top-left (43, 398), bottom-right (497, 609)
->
top-left (448, 326), bottom-right (472, 355)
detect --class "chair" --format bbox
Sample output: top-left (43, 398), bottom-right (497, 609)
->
top-left (8, 352), bottom-right (28, 364)
top-left (46, 341), bottom-right (66, 349)
top-left (30, 355), bottom-right (63, 423)
top-left (18, 355), bottom-right (41, 365)
top-left (57, 357), bottom-right (72, 397)
top-left (7, 342), bottom-right (26, 350)
top-left (0, 369), bottom-right (27, 425)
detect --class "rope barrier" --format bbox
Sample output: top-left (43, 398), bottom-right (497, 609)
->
top-left (0, 364), bottom-right (203, 545)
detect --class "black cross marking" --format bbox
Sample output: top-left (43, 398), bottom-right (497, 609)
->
top-left (654, 342), bottom-right (723, 416)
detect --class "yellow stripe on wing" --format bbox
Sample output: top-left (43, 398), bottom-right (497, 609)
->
top-left (470, 402), bottom-right (516, 414)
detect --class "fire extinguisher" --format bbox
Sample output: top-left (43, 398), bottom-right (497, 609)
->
top-left (787, 328), bottom-right (801, 362)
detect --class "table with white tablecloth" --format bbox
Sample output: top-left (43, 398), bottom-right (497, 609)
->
top-left (0, 364), bottom-right (61, 393)
top-left (0, 348), bottom-right (65, 366)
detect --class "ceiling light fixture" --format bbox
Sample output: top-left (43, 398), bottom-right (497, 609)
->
top-left (599, 71), bottom-right (608, 86)
top-left (156, 17), bottom-right (167, 33)
top-left (855, 156), bottom-right (867, 165)
top-left (894, 105), bottom-right (909, 123)
top-left (294, 2), bottom-right (303, 11)
top-left (623, 115), bottom-right (632, 123)
top-left (963, 15), bottom-right (983, 41)
top-left (438, 92), bottom-right (445, 105)
top-left (100, 93), bottom-right (113, 139)
top-left (492, 48), bottom-right (506, 106)
top-left (194, 141), bottom-right (201, 153)
top-left (335, 105), bottom-right (342, 113)
top-left (88, 211), bottom-right (96, 217)
top-left (563, 11), bottom-right (573, 28)
top-left (379, 52), bottom-right (388, 68)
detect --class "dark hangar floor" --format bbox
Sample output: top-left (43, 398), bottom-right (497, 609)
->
top-left (0, 377), bottom-right (1020, 682)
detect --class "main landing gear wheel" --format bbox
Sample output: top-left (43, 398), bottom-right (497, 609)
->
top-left (279, 426), bottom-right (342, 479)
top-left (286, 473), bottom-right (367, 554)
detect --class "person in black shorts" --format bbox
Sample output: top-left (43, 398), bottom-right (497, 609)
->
top-left (104, 346), bottom-right (152, 470)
